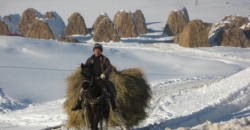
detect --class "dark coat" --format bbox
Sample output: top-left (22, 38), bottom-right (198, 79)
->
top-left (85, 54), bottom-right (112, 81)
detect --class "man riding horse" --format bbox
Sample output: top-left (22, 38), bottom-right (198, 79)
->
top-left (71, 43), bottom-right (118, 112)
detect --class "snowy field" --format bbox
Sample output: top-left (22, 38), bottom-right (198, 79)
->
top-left (1, 0), bottom-right (250, 130)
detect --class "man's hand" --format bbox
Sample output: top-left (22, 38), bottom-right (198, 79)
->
top-left (100, 74), bottom-right (105, 80)
top-left (102, 91), bottom-right (110, 98)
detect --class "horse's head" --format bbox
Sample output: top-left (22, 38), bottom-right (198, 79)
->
top-left (80, 63), bottom-right (93, 90)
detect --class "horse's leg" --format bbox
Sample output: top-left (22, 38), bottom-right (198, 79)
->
top-left (113, 111), bottom-right (128, 130)
top-left (105, 98), bottom-right (128, 130)
top-left (87, 105), bottom-right (95, 130)
top-left (102, 105), bottom-right (110, 130)
top-left (93, 107), bottom-right (101, 130)
top-left (99, 115), bottom-right (103, 130)
top-left (84, 108), bottom-right (90, 130)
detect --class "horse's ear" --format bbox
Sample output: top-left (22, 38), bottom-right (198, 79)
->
top-left (81, 63), bottom-right (85, 69)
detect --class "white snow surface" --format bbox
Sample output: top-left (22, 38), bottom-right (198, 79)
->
top-left (42, 18), bottom-right (65, 39)
top-left (240, 22), bottom-right (250, 29)
top-left (1, 0), bottom-right (250, 129)
top-left (1, 35), bottom-right (250, 129)
top-left (6, 14), bottom-right (20, 25)
top-left (192, 117), bottom-right (250, 130)
top-left (137, 67), bottom-right (250, 129)
top-left (37, 11), bottom-right (65, 39)
top-left (33, 8), bottom-right (43, 19)
top-left (49, 11), bottom-right (66, 36)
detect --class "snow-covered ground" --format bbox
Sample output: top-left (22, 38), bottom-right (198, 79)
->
top-left (1, 36), bottom-right (250, 129)
top-left (1, 0), bottom-right (250, 129)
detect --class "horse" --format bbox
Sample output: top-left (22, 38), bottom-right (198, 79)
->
top-left (80, 63), bottom-right (110, 130)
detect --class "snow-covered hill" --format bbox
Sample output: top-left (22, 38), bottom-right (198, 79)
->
top-left (0, 35), bottom-right (250, 129)
top-left (1, 0), bottom-right (250, 129)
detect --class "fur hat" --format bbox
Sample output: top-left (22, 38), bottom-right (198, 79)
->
top-left (93, 43), bottom-right (103, 52)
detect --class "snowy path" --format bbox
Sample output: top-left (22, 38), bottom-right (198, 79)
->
top-left (1, 68), bottom-right (250, 130)
top-left (136, 68), bottom-right (250, 129)
top-left (0, 99), bottom-right (66, 130)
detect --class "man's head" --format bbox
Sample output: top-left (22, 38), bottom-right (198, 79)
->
top-left (93, 43), bottom-right (103, 57)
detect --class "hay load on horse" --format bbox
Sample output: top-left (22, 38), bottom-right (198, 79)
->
top-left (63, 64), bottom-right (151, 129)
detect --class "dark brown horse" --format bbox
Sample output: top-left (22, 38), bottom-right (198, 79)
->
top-left (80, 63), bottom-right (110, 130)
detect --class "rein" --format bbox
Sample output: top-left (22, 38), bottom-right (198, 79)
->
top-left (82, 76), bottom-right (105, 105)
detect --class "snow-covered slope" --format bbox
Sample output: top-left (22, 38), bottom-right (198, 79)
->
top-left (0, 35), bottom-right (250, 129)
top-left (5, 14), bottom-right (20, 25)
top-left (1, 36), bottom-right (248, 104)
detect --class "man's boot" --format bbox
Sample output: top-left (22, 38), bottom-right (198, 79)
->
top-left (110, 97), bottom-right (118, 112)
top-left (71, 98), bottom-right (82, 111)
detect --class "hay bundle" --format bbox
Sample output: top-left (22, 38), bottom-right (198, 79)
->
top-left (133, 9), bottom-right (147, 34)
top-left (44, 12), bottom-right (55, 19)
top-left (179, 20), bottom-right (210, 47)
top-left (63, 66), bottom-right (151, 129)
top-left (64, 13), bottom-right (88, 36)
top-left (209, 21), bottom-right (250, 48)
top-left (26, 11), bottom-right (65, 39)
top-left (93, 17), bottom-right (120, 42)
top-left (0, 16), bottom-right (21, 35)
top-left (3, 16), bottom-right (10, 20)
top-left (221, 15), bottom-right (249, 28)
top-left (18, 8), bottom-right (43, 35)
top-left (113, 10), bottom-right (139, 38)
top-left (240, 23), bottom-right (250, 39)
top-left (57, 36), bottom-right (79, 43)
top-left (0, 20), bottom-right (9, 35)
top-left (44, 11), bottom-right (66, 37)
top-left (173, 33), bottom-right (180, 43)
top-left (92, 13), bottom-right (109, 34)
top-left (26, 20), bottom-right (54, 39)
top-left (164, 7), bottom-right (190, 36)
